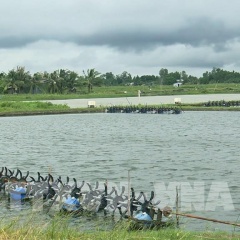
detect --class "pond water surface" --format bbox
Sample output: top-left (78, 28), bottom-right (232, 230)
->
top-left (0, 111), bottom-right (239, 232)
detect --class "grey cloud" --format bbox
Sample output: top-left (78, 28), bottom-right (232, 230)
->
top-left (71, 17), bottom-right (240, 52)
top-left (175, 18), bottom-right (237, 48)
top-left (1, 1), bottom-right (240, 53)
top-left (1, 0), bottom-right (240, 76)
top-left (1, 10), bottom-right (240, 52)
top-left (71, 33), bottom-right (232, 51)
top-left (0, 37), bottom-right (35, 48)
top-left (176, 58), bottom-right (225, 69)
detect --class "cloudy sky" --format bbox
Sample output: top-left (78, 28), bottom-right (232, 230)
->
top-left (1, 0), bottom-right (240, 77)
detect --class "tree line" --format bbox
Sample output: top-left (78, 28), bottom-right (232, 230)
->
top-left (0, 66), bottom-right (239, 94)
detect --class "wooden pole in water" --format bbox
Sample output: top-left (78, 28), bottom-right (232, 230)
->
top-left (175, 186), bottom-right (179, 227)
top-left (48, 166), bottom-right (52, 175)
top-left (128, 170), bottom-right (131, 217)
top-left (172, 212), bottom-right (240, 227)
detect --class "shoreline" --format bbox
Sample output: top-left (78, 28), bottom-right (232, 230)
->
top-left (0, 108), bottom-right (103, 117)
top-left (0, 106), bottom-right (239, 117)
top-left (1, 94), bottom-right (240, 117)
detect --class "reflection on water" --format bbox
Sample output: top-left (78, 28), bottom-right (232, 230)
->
top-left (0, 111), bottom-right (240, 231)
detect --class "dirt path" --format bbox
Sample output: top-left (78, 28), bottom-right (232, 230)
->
top-left (44, 94), bottom-right (240, 108)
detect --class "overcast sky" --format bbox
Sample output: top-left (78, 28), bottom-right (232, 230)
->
top-left (1, 0), bottom-right (240, 77)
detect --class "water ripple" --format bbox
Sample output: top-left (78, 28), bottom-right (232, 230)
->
top-left (0, 112), bottom-right (239, 231)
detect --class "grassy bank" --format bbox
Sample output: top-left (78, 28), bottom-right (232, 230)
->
top-left (180, 104), bottom-right (240, 112)
top-left (0, 101), bottom-right (105, 117)
top-left (0, 215), bottom-right (239, 240)
top-left (0, 83), bottom-right (239, 116)
top-left (0, 101), bottom-right (69, 112)
top-left (0, 101), bottom-right (239, 117)
top-left (0, 83), bottom-right (240, 101)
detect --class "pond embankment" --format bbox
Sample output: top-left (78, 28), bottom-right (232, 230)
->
top-left (0, 93), bottom-right (239, 117)
top-left (42, 93), bottom-right (240, 108)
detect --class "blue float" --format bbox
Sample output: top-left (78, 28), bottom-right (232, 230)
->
top-left (10, 186), bottom-right (26, 201)
top-left (62, 196), bottom-right (81, 211)
top-left (134, 212), bottom-right (152, 221)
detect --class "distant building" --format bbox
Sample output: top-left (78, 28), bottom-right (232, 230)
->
top-left (173, 82), bottom-right (183, 87)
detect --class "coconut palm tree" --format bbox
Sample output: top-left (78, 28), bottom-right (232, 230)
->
top-left (65, 70), bottom-right (78, 93)
top-left (50, 70), bottom-right (66, 94)
top-left (83, 68), bottom-right (100, 93)
top-left (15, 66), bottom-right (31, 93)
top-left (29, 72), bottom-right (44, 94)
top-left (41, 71), bottom-right (57, 94)
top-left (4, 66), bottom-right (31, 94)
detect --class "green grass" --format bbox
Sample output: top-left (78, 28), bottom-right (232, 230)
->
top-left (0, 101), bottom-right (78, 116)
top-left (0, 83), bottom-right (240, 102)
top-left (0, 101), bottom-right (69, 113)
top-left (0, 101), bottom-right (239, 117)
top-left (0, 101), bottom-right (107, 116)
top-left (0, 215), bottom-right (240, 240)
top-left (0, 83), bottom-right (239, 116)
top-left (180, 104), bottom-right (240, 112)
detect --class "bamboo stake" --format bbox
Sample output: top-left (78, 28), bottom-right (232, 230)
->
top-left (172, 212), bottom-right (240, 227)
top-left (48, 166), bottom-right (52, 175)
top-left (127, 170), bottom-right (131, 217)
top-left (175, 186), bottom-right (179, 227)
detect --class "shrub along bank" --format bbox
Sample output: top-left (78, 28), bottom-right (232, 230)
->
top-left (0, 216), bottom-right (239, 240)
